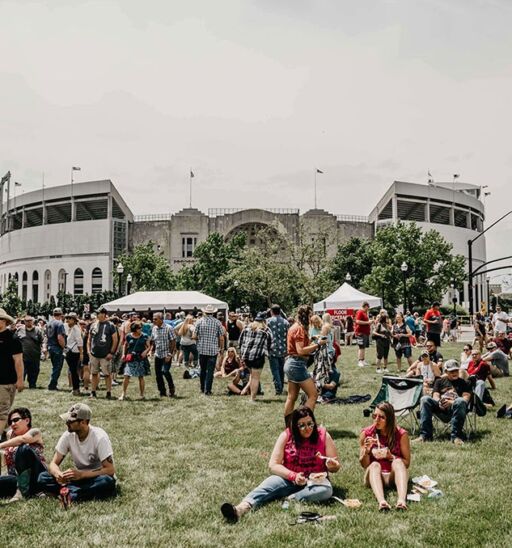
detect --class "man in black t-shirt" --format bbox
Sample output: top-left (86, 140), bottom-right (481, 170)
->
top-left (414, 360), bottom-right (471, 445)
top-left (0, 308), bottom-right (24, 434)
top-left (424, 341), bottom-right (443, 368)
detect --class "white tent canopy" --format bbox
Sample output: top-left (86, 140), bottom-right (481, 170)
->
top-left (314, 282), bottom-right (382, 312)
top-left (102, 291), bottom-right (228, 313)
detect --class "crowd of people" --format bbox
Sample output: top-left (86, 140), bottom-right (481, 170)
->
top-left (0, 298), bottom-right (510, 515)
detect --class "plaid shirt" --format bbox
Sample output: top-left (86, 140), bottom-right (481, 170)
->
top-left (195, 315), bottom-right (224, 356)
top-left (267, 315), bottom-right (289, 357)
top-left (151, 323), bottom-right (176, 358)
top-left (239, 326), bottom-right (273, 361)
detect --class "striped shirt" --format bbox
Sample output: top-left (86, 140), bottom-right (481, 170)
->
top-left (151, 323), bottom-right (176, 358)
top-left (239, 326), bottom-right (273, 362)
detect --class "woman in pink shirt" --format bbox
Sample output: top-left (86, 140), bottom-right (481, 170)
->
top-left (221, 407), bottom-right (340, 522)
top-left (359, 402), bottom-right (411, 511)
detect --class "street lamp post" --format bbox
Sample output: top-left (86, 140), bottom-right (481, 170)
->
top-left (401, 262), bottom-right (408, 312)
top-left (468, 209), bottom-right (512, 316)
top-left (116, 262), bottom-right (124, 297)
top-left (451, 281), bottom-right (457, 316)
top-left (126, 273), bottom-right (132, 295)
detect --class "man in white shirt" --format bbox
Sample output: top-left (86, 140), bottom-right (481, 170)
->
top-left (37, 403), bottom-right (116, 508)
top-left (493, 306), bottom-right (510, 336)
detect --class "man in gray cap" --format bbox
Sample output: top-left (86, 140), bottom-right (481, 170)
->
top-left (0, 308), bottom-right (23, 435)
top-left (414, 360), bottom-right (472, 446)
top-left (37, 403), bottom-right (116, 508)
top-left (46, 308), bottom-right (67, 391)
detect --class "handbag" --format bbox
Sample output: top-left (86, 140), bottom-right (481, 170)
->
top-left (123, 353), bottom-right (134, 363)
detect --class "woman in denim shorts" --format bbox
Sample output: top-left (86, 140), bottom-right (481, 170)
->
top-left (284, 305), bottom-right (328, 421)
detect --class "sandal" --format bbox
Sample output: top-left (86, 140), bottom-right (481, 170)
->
top-left (396, 501), bottom-right (408, 511)
top-left (379, 501), bottom-right (391, 512)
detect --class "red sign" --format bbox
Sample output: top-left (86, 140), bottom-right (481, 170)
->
top-left (326, 308), bottom-right (354, 321)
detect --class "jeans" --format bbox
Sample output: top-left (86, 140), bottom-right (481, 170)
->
top-left (155, 356), bottom-right (175, 396)
top-left (23, 358), bottom-right (41, 388)
top-left (199, 354), bottom-right (217, 394)
top-left (244, 474), bottom-right (332, 509)
top-left (182, 344), bottom-right (198, 367)
top-left (38, 471), bottom-right (116, 502)
top-left (269, 356), bottom-right (285, 394)
top-left (48, 349), bottom-right (65, 390)
top-left (0, 444), bottom-right (47, 498)
top-left (420, 395), bottom-right (468, 440)
top-left (65, 352), bottom-right (81, 391)
top-left (474, 379), bottom-right (486, 401)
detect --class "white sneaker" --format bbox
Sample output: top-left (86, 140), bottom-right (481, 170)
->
top-left (357, 361), bottom-right (365, 367)
top-left (363, 361), bottom-right (369, 366)
top-left (376, 368), bottom-right (382, 373)
top-left (383, 368), bottom-right (389, 373)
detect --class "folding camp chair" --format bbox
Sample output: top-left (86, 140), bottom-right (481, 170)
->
top-left (432, 391), bottom-right (484, 441)
top-left (364, 376), bottom-right (424, 434)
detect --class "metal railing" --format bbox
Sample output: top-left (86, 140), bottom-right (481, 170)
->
top-left (208, 208), bottom-right (300, 217)
top-left (336, 214), bottom-right (369, 223)
top-left (134, 213), bottom-right (173, 222)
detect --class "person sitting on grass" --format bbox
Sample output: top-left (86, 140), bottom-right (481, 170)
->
top-left (319, 364), bottom-right (341, 402)
top-left (424, 340), bottom-right (444, 369)
top-left (227, 361), bottom-right (251, 396)
top-left (214, 346), bottom-right (241, 379)
top-left (482, 341), bottom-right (509, 378)
top-left (0, 407), bottom-right (47, 502)
top-left (359, 402), bottom-right (410, 511)
top-left (414, 360), bottom-right (471, 446)
top-left (37, 403), bottom-right (116, 508)
top-left (220, 406), bottom-right (340, 522)
top-left (405, 351), bottom-right (441, 395)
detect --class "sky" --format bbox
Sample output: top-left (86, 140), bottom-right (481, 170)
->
top-left (1, 0), bottom-right (511, 284)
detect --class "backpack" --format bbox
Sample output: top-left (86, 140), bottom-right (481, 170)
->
top-left (46, 320), bottom-right (57, 340)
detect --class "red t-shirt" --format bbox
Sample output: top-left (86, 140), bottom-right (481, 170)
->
top-left (287, 323), bottom-right (309, 356)
top-left (424, 309), bottom-right (443, 333)
top-left (354, 309), bottom-right (370, 336)
top-left (467, 359), bottom-right (491, 381)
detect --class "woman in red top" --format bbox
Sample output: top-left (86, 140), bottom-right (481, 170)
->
top-left (359, 402), bottom-right (411, 511)
top-left (221, 407), bottom-right (340, 522)
top-left (283, 305), bottom-right (328, 420)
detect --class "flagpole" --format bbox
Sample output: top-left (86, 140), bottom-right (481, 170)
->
top-left (314, 168), bottom-right (317, 209)
top-left (189, 168), bottom-right (192, 208)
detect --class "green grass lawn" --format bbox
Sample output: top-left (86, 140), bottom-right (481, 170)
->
top-left (2, 342), bottom-right (512, 548)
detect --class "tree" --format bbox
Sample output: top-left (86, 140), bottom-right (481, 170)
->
top-left (360, 222), bottom-right (466, 309)
top-left (327, 237), bottom-right (374, 289)
top-left (116, 243), bottom-right (176, 292)
top-left (176, 233), bottom-right (246, 299)
top-left (0, 278), bottom-right (22, 317)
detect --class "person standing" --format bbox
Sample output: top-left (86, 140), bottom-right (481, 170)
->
top-left (355, 302), bottom-right (371, 367)
top-left (238, 312), bottom-right (273, 403)
top-left (492, 305), bottom-right (510, 336)
top-left (64, 313), bottom-right (84, 397)
top-left (0, 309), bottom-right (24, 436)
top-left (372, 311), bottom-right (392, 374)
top-left (267, 304), bottom-right (289, 396)
top-left (119, 322), bottom-right (150, 400)
top-left (424, 302), bottom-right (443, 348)
top-left (178, 315), bottom-right (198, 368)
top-left (227, 311), bottom-right (244, 351)
top-left (88, 307), bottom-right (118, 400)
top-left (193, 304), bottom-right (225, 396)
top-left (16, 316), bottom-right (43, 389)
top-left (151, 312), bottom-right (177, 398)
top-left (46, 307), bottom-right (67, 391)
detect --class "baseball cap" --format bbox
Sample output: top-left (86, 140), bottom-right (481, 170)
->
top-left (59, 403), bottom-right (92, 422)
top-left (486, 341), bottom-right (497, 350)
top-left (444, 359), bottom-right (460, 372)
top-left (53, 307), bottom-right (63, 315)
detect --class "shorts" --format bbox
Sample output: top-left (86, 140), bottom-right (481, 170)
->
top-left (245, 357), bottom-right (265, 370)
top-left (90, 356), bottom-right (113, 375)
top-left (284, 356), bottom-right (311, 383)
top-left (356, 334), bottom-right (370, 349)
top-left (426, 333), bottom-right (441, 347)
top-left (0, 384), bottom-right (16, 425)
top-left (395, 346), bottom-right (412, 359)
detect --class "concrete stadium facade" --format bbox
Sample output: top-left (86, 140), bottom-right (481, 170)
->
top-left (0, 178), bottom-right (486, 309)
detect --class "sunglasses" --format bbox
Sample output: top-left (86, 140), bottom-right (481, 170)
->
top-left (297, 422), bottom-right (315, 430)
top-left (66, 419), bottom-right (80, 425)
top-left (463, 348), bottom-right (470, 351)
top-left (372, 414), bottom-right (386, 420)
top-left (8, 416), bottom-right (23, 425)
